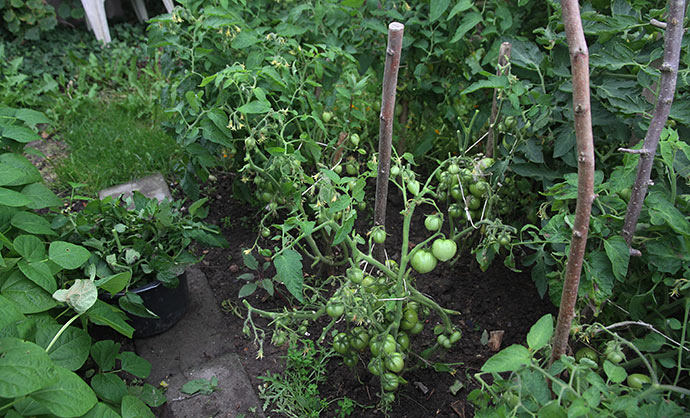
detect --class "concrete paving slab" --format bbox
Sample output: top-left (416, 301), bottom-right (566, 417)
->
top-left (163, 352), bottom-right (265, 418)
top-left (98, 172), bottom-right (172, 202)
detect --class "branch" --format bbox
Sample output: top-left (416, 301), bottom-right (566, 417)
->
top-left (593, 320), bottom-right (690, 353)
top-left (621, 0), bottom-right (686, 246)
top-left (373, 22), bottom-right (404, 261)
top-left (486, 42), bottom-right (511, 158)
top-left (550, 0), bottom-right (596, 365)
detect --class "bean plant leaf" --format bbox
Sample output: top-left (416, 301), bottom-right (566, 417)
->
top-left (0, 187), bottom-right (32, 207)
top-left (118, 351), bottom-right (151, 379)
top-left (13, 234), bottom-right (45, 262)
top-left (121, 394), bottom-right (155, 418)
top-left (12, 211), bottom-right (56, 235)
top-left (526, 314), bottom-right (553, 351)
top-left (49, 241), bottom-right (91, 270)
top-left (86, 300), bottom-right (134, 338)
top-left (129, 383), bottom-right (167, 407)
top-left (35, 324), bottom-right (91, 371)
top-left (481, 344), bottom-right (531, 373)
top-left (18, 260), bottom-right (56, 293)
top-left (2, 125), bottom-right (40, 143)
top-left (90, 374), bottom-right (128, 404)
top-left (273, 249), bottom-right (304, 303)
top-left (0, 337), bottom-right (57, 398)
top-left (90, 340), bottom-right (121, 372)
top-left (53, 279), bottom-right (98, 314)
top-left (2, 270), bottom-right (57, 313)
top-left (603, 236), bottom-right (630, 281)
top-left (94, 271), bottom-right (132, 296)
top-left (0, 295), bottom-right (25, 329)
top-left (0, 153), bottom-right (42, 186)
top-left (80, 402), bottom-right (121, 418)
top-left (118, 292), bottom-right (158, 319)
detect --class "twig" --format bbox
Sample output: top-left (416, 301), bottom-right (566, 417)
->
top-left (594, 320), bottom-right (690, 353)
top-left (486, 42), bottom-right (511, 158)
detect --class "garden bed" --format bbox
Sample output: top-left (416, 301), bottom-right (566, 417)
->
top-left (196, 172), bottom-right (555, 417)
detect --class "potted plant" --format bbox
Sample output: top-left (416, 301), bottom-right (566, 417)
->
top-left (57, 191), bottom-right (227, 337)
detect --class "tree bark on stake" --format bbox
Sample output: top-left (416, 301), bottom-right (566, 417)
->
top-left (373, 22), bottom-right (404, 262)
top-left (550, 0), bottom-right (596, 364)
top-left (486, 42), bottom-right (511, 158)
top-left (620, 0), bottom-right (686, 249)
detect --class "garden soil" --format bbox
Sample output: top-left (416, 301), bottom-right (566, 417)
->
top-left (195, 172), bottom-right (556, 418)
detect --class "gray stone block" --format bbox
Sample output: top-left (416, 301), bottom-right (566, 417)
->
top-left (98, 172), bottom-right (172, 203)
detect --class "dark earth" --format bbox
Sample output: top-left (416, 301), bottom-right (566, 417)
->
top-left (195, 171), bottom-right (556, 417)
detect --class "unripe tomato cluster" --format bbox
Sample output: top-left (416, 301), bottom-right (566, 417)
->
top-left (436, 157), bottom-right (494, 225)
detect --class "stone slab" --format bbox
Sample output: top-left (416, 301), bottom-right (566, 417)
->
top-left (135, 268), bottom-right (237, 384)
top-left (98, 172), bottom-right (172, 202)
top-left (162, 352), bottom-right (265, 418)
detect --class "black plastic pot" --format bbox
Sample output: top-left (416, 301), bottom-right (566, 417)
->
top-left (117, 272), bottom-right (190, 338)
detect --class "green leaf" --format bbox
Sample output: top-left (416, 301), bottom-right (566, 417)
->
top-left (2, 125), bottom-right (40, 143)
top-left (21, 183), bottom-right (62, 209)
top-left (242, 251), bottom-right (259, 270)
top-left (95, 271), bottom-right (132, 296)
top-left (118, 351), bottom-right (151, 379)
top-left (35, 324), bottom-right (91, 371)
top-left (449, 12), bottom-right (482, 43)
top-left (429, 0), bottom-right (450, 22)
top-left (480, 344), bottom-right (531, 373)
top-left (121, 395), bottom-right (155, 418)
top-left (90, 340), bottom-right (121, 372)
top-left (81, 402), bottom-right (122, 418)
top-left (332, 214), bottom-right (355, 246)
top-left (0, 294), bottom-right (25, 329)
top-left (603, 236), bottom-right (630, 281)
top-left (526, 314), bottom-right (553, 351)
top-left (647, 191), bottom-right (690, 236)
top-left (53, 279), bottom-right (98, 314)
top-left (509, 38), bottom-right (545, 69)
top-left (462, 74), bottom-right (508, 94)
top-left (118, 291), bottom-right (158, 319)
top-left (188, 197), bottom-right (208, 218)
top-left (0, 186), bottom-right (32, 207)
top-left (0, 153), bottom-right (41, 186)
top-left (87, 300), bottom-right (134, 338)
top-left (180, 376), bottom-right (218, 395)
top-left (91, 373), bottom-right (128, 404)
top-left (15, 108), bottom-right (51, 127)
top-left (13, 234), bottom-right (45, 262)
top-left (237, 101), bottom-right (271, 114)
top-left (1, 270), bottom-right (57, 313)
top-left (538, 400), bottom-right (567, 417)
top-left (49, 241), bottom-right (91, 270)
top-left (129, 383), bottom-right (167, 407)
top-left (273, 248), bottom-right (304, 303)
top-left (18, 259), bottom-right (56, 293)
top-left (238, 282), bottom-right (257, 298)
top-left (603, 360), bottom-right (627, 383)
top-left (447, 0), bottom-right (472, 20)
top-left (231, 31), bottom-right (260, 49)
top-left (11, 211), bottom-right (56, 235)
top-left (30, 366), bottom-right (97, 417)
top-left (0, 337), bottom-right (57, 398)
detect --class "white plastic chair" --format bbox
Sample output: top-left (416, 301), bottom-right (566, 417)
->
top-left (81, 0), bottom-right (174, 44)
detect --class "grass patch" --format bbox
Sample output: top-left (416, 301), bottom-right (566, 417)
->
top-left (54, 98), bottom-right (181, 195)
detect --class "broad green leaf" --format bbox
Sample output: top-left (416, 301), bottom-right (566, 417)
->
top-left (480, 344), bottom-right (531, 373)
top-left (332, 214), bottom-right (355, 246)
top-left (238, 282), bottom-right (257, 298)
top-left (118, 292), bottom-right (158, 319)
top-left (81, 402), bottom-right (122, 418)
top-left (30, 366), bottom-right (97, 417)
top-left (273, 248), bottom-right (304, 303)
top-left (0, 186), bottom-right (32, 207)
top-left (462, 74), bottom-right (508, 94)
top-left (526, 314), bottom-right (553, 351)
top-left (449, 12), bottom-right (482, 43)
top-left (91, 373), bottom-right (128, 404)
top-left (538, 400), bottom-right (567, 417)
top-left (429, 0), bottom-right (450, 22)
top-left (0, 337), bottom-right (57, 398)
top-left (49, 241), bottom-right (91, 270)
top-left (0, 153), bottom-right (41, 186)
top-left (188, 197), bottom-right (208, 218)
top-left (87, 300), bottom-right (134, 338)
top-left (18, 259), bottom-right (56, 293)
top-left (0, 294), bottom-right (25, 329)
top-left (647, 191), bottom-right (690, 236)
top-left (90, 340), bottom-right (121, 372)
top-left (11, 211), bottom-right (56, 235)
top-left (447, 0), bottom-right (472, 20)
top-left (35, 324), bottom-right (91, 371)
top-left (231, 31), bottom-right (260, 49)
top-left (237, 100), bottom-right (271, 114)
top-left (13, 234), bottom-right (45, 262)
top-left (242, 251), bottom-right (259, 270)
top-left (603, 236), bottom-right (630, 281)
top-left (603, 360), bottom-right (627, 383)
top-left (510, 38), bottom-right (545, 69)
top-left (95, 271), bottom-right (132, 296)
top-left (2, 125), bottom-right (40, 143)
top-left (180, 376), bottom-right (218, 395)
top-left (1, 270), bottom-right (57, 313)
top-left (129, 383), bottom-right (167, 407)
top-left (21, 183), bottom-right (62, 209)
top-left (121, 395), bottom-right (155, 418)
top-left (53, 279), bottom-right (98, 314)
top-left (15, 108), bottom-right (51, 126)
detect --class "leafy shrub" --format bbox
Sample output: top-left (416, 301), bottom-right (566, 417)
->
top-left (0, 0), bottom-right (57, 40)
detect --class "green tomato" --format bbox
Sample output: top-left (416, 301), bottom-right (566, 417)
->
top-left (361, 275), bottom-right (376, 289)
top-left (347, 267), bottom-right (364, 284)
top-left (469, 181), bottom-right (488, 198)
top-left (407, 180), bottom-right (421, 196)
top-left (333, 164), bottom-right (343, 175)
top-left (321, 111), bottom-right (333, 123)
top-left (345, 162), bottom-right (358, 176)
top-left (368, 357), bottom-right (385, 376)
top-left (409, 322), bottom-right (424, 335)
top-left (504, 117), bottom-right (516, 130)
top-left (333, 333), bottom-right (350, 355)
top-left (449, 203), bottom-right (463, 219)
top-left (343, 353), bottom-right (357, 368)
top-left (370, 334), bottom-right (397, 357)
top-left (349, 327), bottom-right (370, 351)
top-left (272, 331), bottom-right (286, 346)
top-left (606, 350), bottom-right (625, 364)
top-left (468, 195), bottom-right (482, 210)
top-left (424, 215), bottom-right (442, 232)
top-left (431, 239), bottom-right (457, 262)
top-left (450, 185), bottom-right (463, 201)
top-left (448, 163), bottom-right (460, 175)
top-left (575, 347), bottom-right (599, 364)
top-left (396, 332), bottom-right (410, 351)
top-left (449, 330), bottom-right (462, 343)
top-left (410, 249), bottom-right (437, 274)
top-left (381, 372), bottom-right (399, 392)
top-left (400, 308), bottom-right (419, 331)
top-left (326, 299), bottom-right (345, 318)
top-left (627, 373), bottom-right (651, 389)
top-left (498, 233), bottom-right (511, 247)
top-left (349, 133), bottom-right (360, 147)
top-left (372, 228), bottom-right (386, 244)
top-left (385, 352), bottom-right (405, 373)
top-left (437, 335), bottom-right (452, 349)
top-left (261, 228), bottom-right (271, 238)
top-left (390, 165), bottom-right (400, 177)
top-left (478, 158), bottom-right (494, 170)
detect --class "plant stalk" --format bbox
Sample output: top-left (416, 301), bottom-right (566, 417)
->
top-left (486, 42), bottom-right (511, 158)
